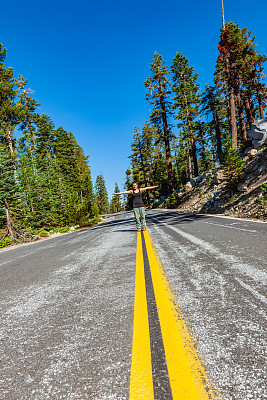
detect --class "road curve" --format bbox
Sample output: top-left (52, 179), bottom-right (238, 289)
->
top-left (0, 210), bottom-right (266, 400)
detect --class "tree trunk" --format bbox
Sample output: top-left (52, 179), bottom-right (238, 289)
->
top-left (6, 130), bottom-right (19, 184)
top-left (183, 92), bottom-right (199, 177)
top-left (211, 140), bottom-right (216, 168)
top-left (249, 96), bottom-right (256, 121)
top-left (187, 143), bottom-right (192, 179)
top-left (244, 97), bottom-right (255, 128)
top-left (6, 130), bottom-right (14, 157)
top-left (198, 120), bottom-right (207, 169)
top-left (190, 134), bottom-right (198, 177)
top-left (4, 199), bottom-right (14, 239)
top-left (224, 57), bottom-right (238, 149)
top-left (210, 92), bottom-right (223, 163)
top-left (257, 94), bottom-right (264, 119)
top-left (236, 91), bottom-right (247, 142)
top-left (229, 88), bottom-right (238, 149)
top-left (175, 149), bottom-right (180, 181)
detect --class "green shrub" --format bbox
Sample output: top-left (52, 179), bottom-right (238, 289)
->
top-left (259, 184), bottom-right (267, 203)
top-left (49, 228), bottom-right (59, 234)
top-left (89, 217), bottom-right (101, 226)
top-left (0, 238), bottom-right (13, 248)
top-left (223, 145), bottom-right (245, 190)
top-left (38, 228), bottom-right (49, 237)
top-left (58, 226), bottom-right (70, 233)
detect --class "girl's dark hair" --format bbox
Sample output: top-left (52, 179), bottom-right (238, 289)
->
top-left (132, 182), bottom-right (138, 186)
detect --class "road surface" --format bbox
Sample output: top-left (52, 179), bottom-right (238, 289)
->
top-left (0, 210), bottom-right (266, 399)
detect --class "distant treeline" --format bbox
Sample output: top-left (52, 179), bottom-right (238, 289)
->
top-left (0, 43), bottom-right (111, 242)
top-left (126, 21), bottom-right (267, 205)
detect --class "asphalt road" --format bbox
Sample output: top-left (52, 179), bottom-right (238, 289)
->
top-left (0, 210), bottom-right (266, 400)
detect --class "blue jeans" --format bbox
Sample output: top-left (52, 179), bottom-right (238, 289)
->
top-left (133, 207), bottom-right (146, 230)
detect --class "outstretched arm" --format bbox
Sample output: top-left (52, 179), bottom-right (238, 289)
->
top-left (113, 190), bottom-right (133, 195)
top-left (140, 185), bottom-right (159, 192)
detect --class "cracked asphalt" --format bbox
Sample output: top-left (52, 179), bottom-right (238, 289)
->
top-left (0, 210), bottom-right (266, 400)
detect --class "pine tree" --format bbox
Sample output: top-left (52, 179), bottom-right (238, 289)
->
top-left (171, 52), bottom-right (200, 177)
top-left (17, 75), bottom-right (40, 152)
top-left (76, 146), bottom-right (95, 217)
top-left (35, 114), bottom-right (55, 161)
top-left (129, 123), bottom-right (158, 203)
top-left (201, 86), bottom-right (224, 163)
top-left (195, 120), bottom-right (215, 173)
top-left (110, 183), bottom-right (123, 213)
top-left (241, 52), bottom-right (267, 123)
top-left (95, 174), bottom-right (109, 214)
top-left (215, 22), bottom-right (239, 148)
top-left (144, 52), bottom-right (174, 193)
top-left (172, 136), bottom-right (189, 186)
top-left (0, 44), bottom-right (21, 182)
top-left (215, 21), bottom-right (267, 148)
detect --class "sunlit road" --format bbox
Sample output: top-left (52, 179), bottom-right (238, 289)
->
top-left (0, 210), bottom-right (266, 400)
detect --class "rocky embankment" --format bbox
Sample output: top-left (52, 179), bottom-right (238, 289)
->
top-left (160, 146), bottom-right (267, 221)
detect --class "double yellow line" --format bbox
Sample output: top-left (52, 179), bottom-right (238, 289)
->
top-left (129, 230), bottom-right (220, 400)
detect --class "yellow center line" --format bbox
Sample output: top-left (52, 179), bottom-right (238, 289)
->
top-left (143, 230), bottom-right (221, 400)
top-left (129, 232), bottom-right (154, 399)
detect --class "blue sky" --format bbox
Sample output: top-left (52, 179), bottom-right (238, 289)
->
top-left (1, 0), bottom-right (267, 197)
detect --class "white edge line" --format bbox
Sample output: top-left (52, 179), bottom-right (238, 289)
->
top-left (202, 221), bottom-right (257, 233)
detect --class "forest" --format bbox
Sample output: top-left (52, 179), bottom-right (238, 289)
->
top-left (0, 44), bottom-right (112, 247)
top-left (1, 19), bottom-right (267, 246)
top-left (126, 21), bottom-right (267, 207)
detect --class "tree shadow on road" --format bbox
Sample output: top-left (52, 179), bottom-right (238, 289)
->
top-left (89, 211), bottom-right (210, 232)
top-left (90, 217), bottom-right (135, 231)
top-left (113, 229), bottom-right (136, 232)
top-left (147, 210), bottom-right (210, 225)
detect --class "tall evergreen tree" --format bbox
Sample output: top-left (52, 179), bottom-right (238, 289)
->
top-left (172, 135), bottom-right (189, 186)
top-left (17, 75), bottom-right (40, 152)
top-left (35, 113), bottom-right (55, 160)
top-left (129, 123), bottom-right (158, 203)
top-left (76, 146), bottom-right (95, 217)
top-left (195, 120), bottom-right (216, 173)
top-left (171, 52), bottom-right (201, 177)
top-left (144, 52), bottom-right (175, 193)
top-left (215, 22), bottom-right (239, 148)
top-left (95, 174), bottom-right (109, 215)
top-left (0, 44), bottom-right (21, 182)
top-left (201, 85), bottom-right (224, 163)
top-left (110, 183), bottom-right (123, 213)
top-left (215, 21), bottom-right (267, 148)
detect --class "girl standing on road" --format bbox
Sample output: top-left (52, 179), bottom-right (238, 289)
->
top-left (113, 182), bottom-right (159, 231)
